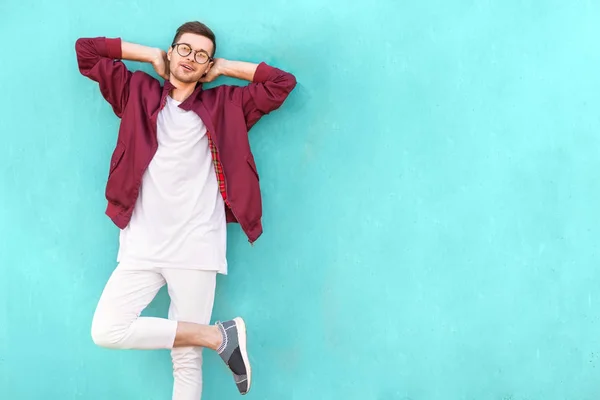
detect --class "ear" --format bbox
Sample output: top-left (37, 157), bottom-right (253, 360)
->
top-left (203, 60), bottom-right (214, 75)
top-left (167, 47), bottom-right (173, 61)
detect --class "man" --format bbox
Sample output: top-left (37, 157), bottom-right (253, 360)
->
top-left (75, 21), bottom-right (296, 399)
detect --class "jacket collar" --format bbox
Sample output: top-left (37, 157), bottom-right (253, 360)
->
top-left (161, 80), bottom-right (204, 111)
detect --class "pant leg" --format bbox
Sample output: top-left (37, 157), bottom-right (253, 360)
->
top-left (91, 264), bottom-right (177, 349)
top-left (162, 269), bottom-right (217, 400)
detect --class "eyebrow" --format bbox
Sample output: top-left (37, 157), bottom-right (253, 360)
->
top-left (176, 43), bottom-right (209, 54)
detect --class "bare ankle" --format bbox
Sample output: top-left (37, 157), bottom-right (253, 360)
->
top-left (174, 322), bottom-right (224, 349)
top-left (205, 325), bottom-right (223, 351)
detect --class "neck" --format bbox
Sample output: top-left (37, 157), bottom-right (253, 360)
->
top-left (168, 78), bottom-right (198, 102)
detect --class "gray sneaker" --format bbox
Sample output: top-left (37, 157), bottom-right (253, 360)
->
top-left (216, 317), bottom-right (252, 395)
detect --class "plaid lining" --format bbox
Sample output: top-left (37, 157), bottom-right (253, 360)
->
top-left (207, 131), bottom-right (230, 207)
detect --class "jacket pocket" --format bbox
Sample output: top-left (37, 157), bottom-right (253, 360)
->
top-left (109, 142), bottom-right (126, 175)
top-left (246, 153), bottom-right (259, 181)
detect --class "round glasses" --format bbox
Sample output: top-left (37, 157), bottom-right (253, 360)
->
top-left (171, 43), bottom-right (213, 64)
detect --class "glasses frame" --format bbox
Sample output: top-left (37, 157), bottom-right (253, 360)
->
top-left (171, 43), bottom-right (213, 65)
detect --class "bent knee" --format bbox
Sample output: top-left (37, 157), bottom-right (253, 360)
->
top-left (91, 317), bottom-right (128, 349)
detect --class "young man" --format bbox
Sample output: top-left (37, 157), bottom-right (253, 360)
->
top-left (75, 21), bottom-right (296, 399)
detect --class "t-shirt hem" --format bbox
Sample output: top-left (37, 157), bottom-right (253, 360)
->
top-left (117, 257), bottom-right (228, 275)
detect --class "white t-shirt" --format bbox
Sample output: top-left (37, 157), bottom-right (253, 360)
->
top-left (117, 95), bottom-right (227, 274)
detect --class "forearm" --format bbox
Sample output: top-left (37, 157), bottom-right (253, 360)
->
top-left (217, 60), bottom-right (258, 82)
top-left (121, 41), bottom-right (162, 64)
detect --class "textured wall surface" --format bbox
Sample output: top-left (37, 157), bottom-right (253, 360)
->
top-left (2, 1), bottom-right (600, 399)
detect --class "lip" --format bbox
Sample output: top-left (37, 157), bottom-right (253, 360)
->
top-left (179, 62), bottom-right (195, 72)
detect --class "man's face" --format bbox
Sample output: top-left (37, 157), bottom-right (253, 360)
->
top-left (167, 33), bottom-right (215, 84)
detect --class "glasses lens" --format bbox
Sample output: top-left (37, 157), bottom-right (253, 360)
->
top-left (177, 44), bottom-right (192, 57)
top-left (195, 52), bottom-right (209, 64)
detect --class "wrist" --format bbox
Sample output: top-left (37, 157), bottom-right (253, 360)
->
top-left (150, 47), bottom-right (163, 64)
top-left (214, 58), bottom-right (230, 77)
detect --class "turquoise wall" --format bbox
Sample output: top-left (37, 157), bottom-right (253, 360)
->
top-left (2, 0), bottom-right (600, 399)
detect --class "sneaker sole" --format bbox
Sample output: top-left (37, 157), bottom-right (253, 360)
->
top-left (234, 317), bottom-right (252, 395)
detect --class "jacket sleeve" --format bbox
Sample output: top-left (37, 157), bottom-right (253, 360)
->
top-left (229, 62), bottom-right (297, 130)
top-left (75, 37), bottom-right (131, 118)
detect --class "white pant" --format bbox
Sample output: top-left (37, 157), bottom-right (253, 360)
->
top-left (91, 263), bottom-right (217, 400)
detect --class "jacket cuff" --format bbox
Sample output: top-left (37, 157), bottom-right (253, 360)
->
top-left (105, 38), bottom-right (122, 59)
top-left (252, 62), bottom-right (275, 83)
